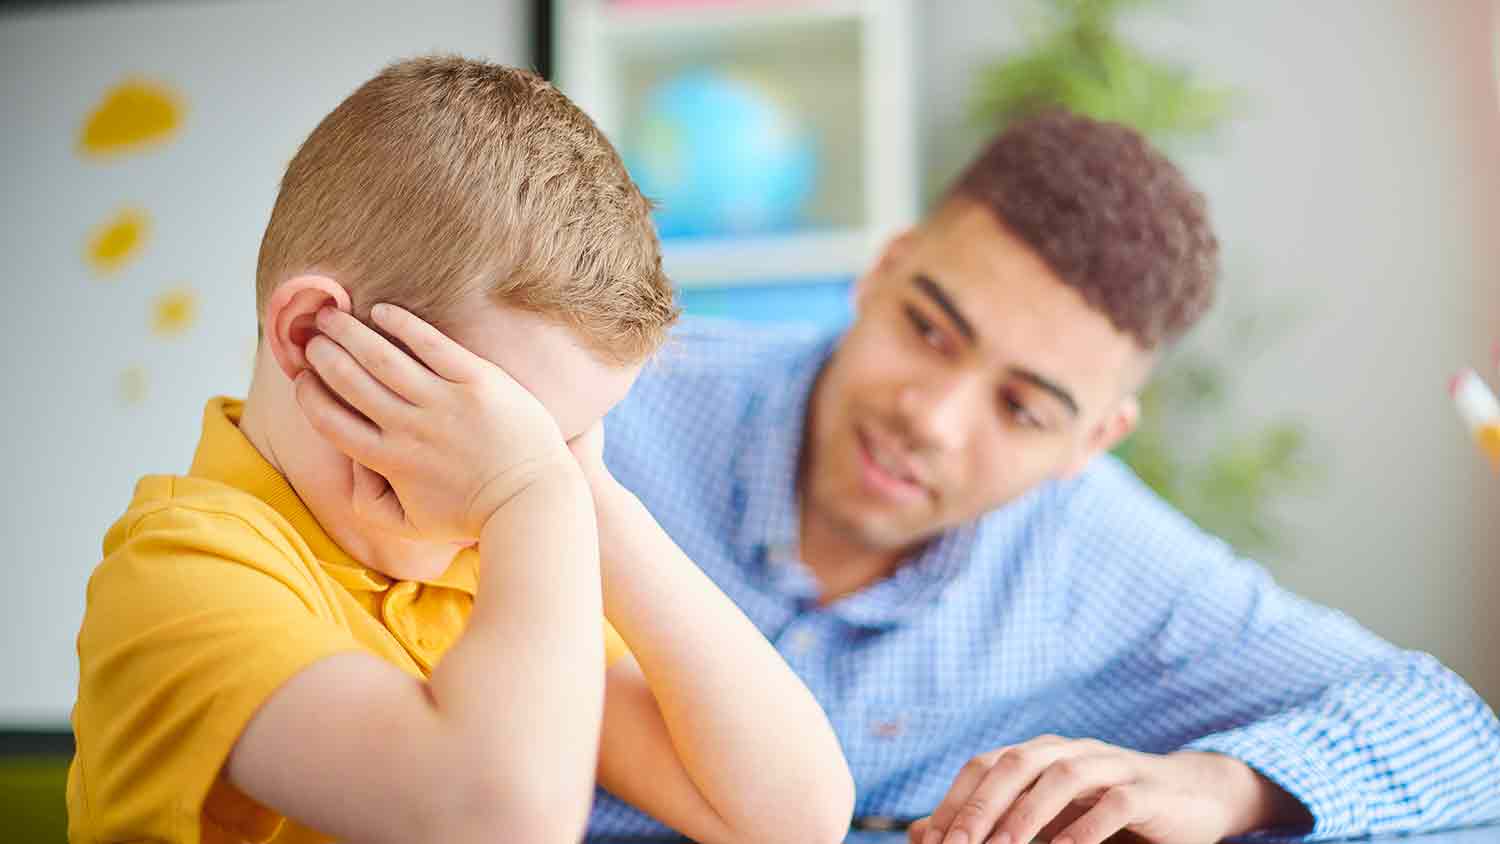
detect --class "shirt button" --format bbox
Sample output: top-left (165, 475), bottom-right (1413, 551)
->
top-left (788, 629), bottom-right (817, 656)
top-left (870, 719), bottom-right (906, 739)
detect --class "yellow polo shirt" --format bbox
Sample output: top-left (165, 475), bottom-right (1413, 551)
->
top-left (68, 397), bottom-right (628, 844)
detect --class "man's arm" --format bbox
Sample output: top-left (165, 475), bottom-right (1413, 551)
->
top-left (1059, 459), bottom-right (1500, 838)
top-left (577, 428), bottom-right (855, 844)
top-left (916, 458), bottom-right (1500, 844)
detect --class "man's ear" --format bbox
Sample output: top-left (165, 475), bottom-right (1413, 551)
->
top-left (1059, 394), bottom-right (1140, 479)
top-left (263, 274), bottom-right (352, 381)
top-left (851, 228), bottom-right (918, 312)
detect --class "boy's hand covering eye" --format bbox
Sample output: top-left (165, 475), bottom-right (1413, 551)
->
top-left (295, 303), bottom-right (575, 542)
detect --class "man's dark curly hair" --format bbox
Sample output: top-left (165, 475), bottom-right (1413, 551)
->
top-left (944, 109), bottom-right (1218, 351)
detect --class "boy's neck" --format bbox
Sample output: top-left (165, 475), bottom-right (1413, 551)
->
top-left (236, 350), bottom-right (291, 480)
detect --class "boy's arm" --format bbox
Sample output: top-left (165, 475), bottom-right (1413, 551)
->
top-left (228, 469), bottom-right (603, 844)
top-left (229, 304), bottom-right (606, 844)
top-left (577, 428), bottom-right (855, 844)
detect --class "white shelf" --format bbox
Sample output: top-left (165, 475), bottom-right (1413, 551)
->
top-left (661, 228), bottom-right (872, 286)
top-left (554, 0), bottom-right (917, 288)
top-left (602, 0), bottom-right (864, 42)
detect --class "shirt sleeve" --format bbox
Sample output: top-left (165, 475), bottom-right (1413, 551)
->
top-left (70, 504), bottom-right (368, 844)
top-left (1057, 458), bottom-right (1500, 839)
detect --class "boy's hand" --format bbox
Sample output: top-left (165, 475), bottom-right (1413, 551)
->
top-left (296, 303), bottom-right (575, 542)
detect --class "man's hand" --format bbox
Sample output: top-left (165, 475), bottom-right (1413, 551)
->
top-left (910, 736), bottom-right (1309, 844)
top-left (296, 303), bottom-right (576, 543)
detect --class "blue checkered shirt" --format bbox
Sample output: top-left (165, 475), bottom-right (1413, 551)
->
top-left (587, 319), bottom-right (1500, 840)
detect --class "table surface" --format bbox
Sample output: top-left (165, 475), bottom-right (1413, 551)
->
top-left (591, 820), bottom-right (1500, 844)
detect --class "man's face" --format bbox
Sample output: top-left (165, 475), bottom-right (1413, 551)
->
top-left (302, 297), bottom-right (641, 581)
top-left (802, 199), bottom-right (1152, 555)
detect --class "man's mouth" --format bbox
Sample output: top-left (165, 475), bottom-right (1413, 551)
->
top-left (855, 425), bottom-right (927, 503)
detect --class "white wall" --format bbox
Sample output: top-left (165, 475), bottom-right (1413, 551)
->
top-left (922, 0), bottom-right (1500, 703)
top-left (0, 0), bottom-right (529, 727)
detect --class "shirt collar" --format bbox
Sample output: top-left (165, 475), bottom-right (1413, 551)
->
top-left (731, 332), bottom-right (834, 567)
top-left (188, 397), bottom-right (477, 596)
top-left (728, 334), bottom-right (985, 627)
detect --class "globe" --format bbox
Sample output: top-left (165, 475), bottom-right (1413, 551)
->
top-left (626, 69), bottom-right (820, 238)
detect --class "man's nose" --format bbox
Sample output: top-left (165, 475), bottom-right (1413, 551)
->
top-left (895, 375), bottom-right (973, 453)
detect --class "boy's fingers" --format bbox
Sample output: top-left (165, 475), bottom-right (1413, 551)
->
top-left (315, 307), bottom-right (436, 405)
top-left (369, 303), bottom-right (482, 384)
top-left (294, 370), bottom-right (384, 467)
top-left (304, 334), bottom-right (410, 429)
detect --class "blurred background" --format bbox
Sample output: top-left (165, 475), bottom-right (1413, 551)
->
top-left (2, 0), bottom-right (1498, 837)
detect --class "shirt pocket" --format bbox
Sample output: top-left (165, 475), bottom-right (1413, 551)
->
top-left (841, 698), bottom-right (1018, 800)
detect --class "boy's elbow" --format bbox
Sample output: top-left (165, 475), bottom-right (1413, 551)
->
top-left (417, 766), bottom-right (593, 844)
top-left (747, 769), bottom-right (855, 844)
top-left (805, 767), bottom-right (857, 844)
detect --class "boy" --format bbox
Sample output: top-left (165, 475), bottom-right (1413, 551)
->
top-left (68, 56), bottom-right (853, 844)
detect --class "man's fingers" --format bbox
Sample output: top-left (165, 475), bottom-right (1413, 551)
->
top-left (938, 742), bottom-right (1075, 844)
top-left (990, 755), bottom-right (1132, 844)
top-left (315, 307), bottom-right (437, 405)
top-left (369, 303), bottom-right (484, 384)
top-left (908, 817), bottom-right (931, 844)
top-left (294, 370), bottom-right (383, 466)
top-left (304, 334), bottom-right (410, 429)
top-left (926, 751), bottom-right (1004, 842)
top-left (1049, 785), bottom-right (1150, 844)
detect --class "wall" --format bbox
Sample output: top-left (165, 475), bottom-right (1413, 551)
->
top-left (0, 0), bottom-right (529, 726)
top-left (922, 0), bottom-right (1500, 703)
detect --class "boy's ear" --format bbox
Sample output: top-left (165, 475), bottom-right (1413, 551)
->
top-left (264, 274), bottom-right (352, 381)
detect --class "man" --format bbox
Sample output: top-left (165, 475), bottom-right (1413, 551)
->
top-left (589, 111), bottom-right (1500, 844)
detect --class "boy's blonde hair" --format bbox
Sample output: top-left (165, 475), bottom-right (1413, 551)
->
top-left (256, 55), bottom-right (677, 363)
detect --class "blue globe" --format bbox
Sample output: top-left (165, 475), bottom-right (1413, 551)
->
top-left (626, 69), bottom-right (820, 238)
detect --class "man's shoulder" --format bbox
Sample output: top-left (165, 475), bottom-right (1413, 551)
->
top-left (615, 317), bottom-right (829, 419)
top-left (650, 316), bottom-right (829, 379)
top-left (975, 454), bottom-right (1220, 572)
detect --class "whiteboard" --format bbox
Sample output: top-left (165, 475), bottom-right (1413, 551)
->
top-left (0, 0), bottom-right (529, 727)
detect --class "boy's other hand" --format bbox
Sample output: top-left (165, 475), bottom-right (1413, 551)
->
top-left (295, 303), bottom-right (576, 542)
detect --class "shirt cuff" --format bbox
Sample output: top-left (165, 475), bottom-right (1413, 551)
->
top-left (1184, 720), bottom-right (1366, 840)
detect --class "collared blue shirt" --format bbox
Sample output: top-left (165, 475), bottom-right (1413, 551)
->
top-left (588, 319), bottom-right (1500, 840)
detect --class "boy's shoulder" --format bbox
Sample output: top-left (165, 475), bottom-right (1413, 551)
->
top-left (100, 473), bottom-right (317, 582)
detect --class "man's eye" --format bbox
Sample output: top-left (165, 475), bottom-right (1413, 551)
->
top-left (1003, 393), bottom-right (1042, 429)
top-left (904, 307), bottom-right (944, 350)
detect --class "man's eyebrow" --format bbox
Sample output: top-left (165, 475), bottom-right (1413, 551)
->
top-left (910, 273), bottom-right (1080, 417)
top-left (913, 274), bottom-right (976, 344)
top-left (1010, 368), bottom-right (1080, 418)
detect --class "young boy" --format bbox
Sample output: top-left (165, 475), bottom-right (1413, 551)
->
top-left (68, 56), bottom-right (853, 844)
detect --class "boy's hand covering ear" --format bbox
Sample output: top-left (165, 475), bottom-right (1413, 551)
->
top-left (294, 303), bottom-right (576, 542)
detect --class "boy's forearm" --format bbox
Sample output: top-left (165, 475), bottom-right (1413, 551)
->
top-left (428, 467), bottom-right (606, 836)
top-left (595, 484), bottom-right (855, 842)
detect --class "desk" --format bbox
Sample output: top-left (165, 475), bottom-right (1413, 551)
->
top-left (591, 821), bottom-right (1500, 844)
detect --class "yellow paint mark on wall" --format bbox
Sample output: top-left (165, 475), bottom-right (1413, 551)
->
top-left (86, 207), bottom-right (149, 277)
top-left (79, 79), bottom-right (184, 158)
top-left (119, 366), bottom-right (148, 406)
top-left (151, 287), bottom-right (198, 337)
